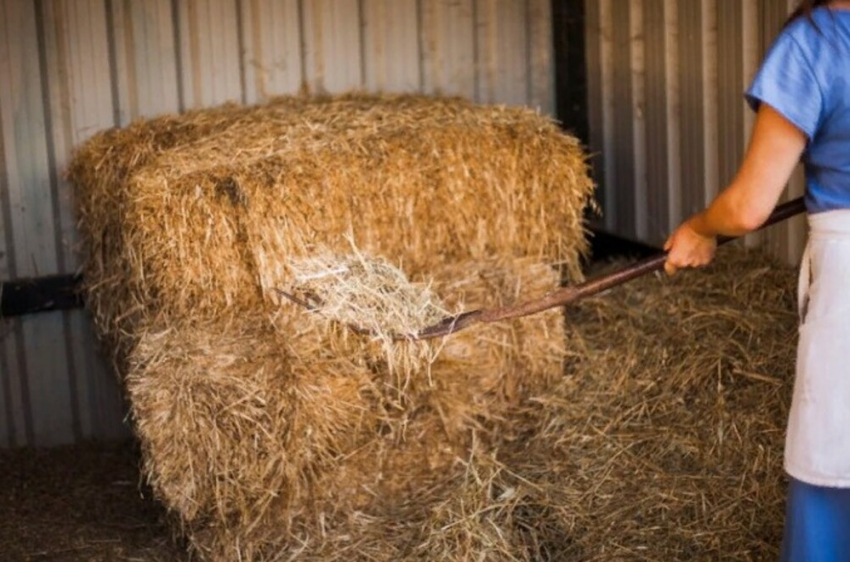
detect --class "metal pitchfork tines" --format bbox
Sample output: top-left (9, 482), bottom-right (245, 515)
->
top-left (281, 197), bottom-right (806, 340)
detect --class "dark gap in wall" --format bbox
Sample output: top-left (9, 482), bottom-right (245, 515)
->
top-left (1, 274), bottom-right (83, 317)
top-left (551, 0), bottom-right (588, 146)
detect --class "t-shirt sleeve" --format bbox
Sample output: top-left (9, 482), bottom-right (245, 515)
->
top-left (745, 33), bottom-right (824, 140)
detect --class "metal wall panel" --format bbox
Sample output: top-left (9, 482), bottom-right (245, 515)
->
top-left (1, 0), bottom-right (75, 448)
top-left (362, 0), bottom-right (420, 92)
top-left (302, 0), bottom-right (363, 94)
top-left (585, 0), bottom-right (808, 264)
top-left (0, 0), bottom-right (556, 448)
top-left (476, 0), bottom-right (529, 106)
top-left (421, 0), bottom-right (476, 99)
top-left (111, 0), bottom-right (183, 119)
top-left (528, 0), bottom-right (554, 115)
top-left (611, 0), bottom-right (636, 236)
top-left (40, 0), bottom-right (127, 445)
top-left (241, 0), bottom-right (303, 102)
top-left (642, 0), bottom-right (672, 242)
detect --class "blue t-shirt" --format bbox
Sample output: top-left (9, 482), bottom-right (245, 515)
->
top-left (745, 7), bottom-right (850, 213)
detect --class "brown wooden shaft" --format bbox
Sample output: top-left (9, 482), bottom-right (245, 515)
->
top-left (409, 196), bottom-right (806, 339)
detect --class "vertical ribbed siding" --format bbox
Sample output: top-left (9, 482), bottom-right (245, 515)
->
top-left (586, 0), bottom-right (804, 261)
top-left (182, 0), bottom-right (244, 107)
top-left (420, 0), bottom-right (476, 99)
top-left (584, 0), bottom-right (607, 222)
top-left (642, 0), bottom-right (670, 241)
top-left (0, 0), bottom-right (557, 448)
top-left (664, 0), bottom-right (682, 230)
top-left (302, 0), bottom-right (363, 94)
top-left (1, 0), bottom-right (69, 448)
top-left (611, 2), bottom-right (635, 236)
top-left (589, 0), bottom-right (617, 231)
top-left (39, 0), bottom-right (125, 445)
top-left (112, 0), bottom-right (183, 119)
top-left (630, 0), bottom-right (647, 240)
top-left (362, 0), bottom-right (420, 93)
top-left (701, 0), bottom-right (719, 205)
top-left (476, 0), bottom-right (529, 106)
top-left (240, 0), bottom-right (303, 103)
top-left (677, 0), bottom-right (706, 220)
top-left (528, 0), bottom-right (554, 115)
top-left (716, 0), bottom-right (745, 188)
top-left (0, 72), bottom-right (24, 447)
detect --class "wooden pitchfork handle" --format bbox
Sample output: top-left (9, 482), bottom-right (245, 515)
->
top-left (412, 196), bottom-right (806, 340)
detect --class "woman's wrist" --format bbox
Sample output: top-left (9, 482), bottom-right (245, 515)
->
top-left (684, 212), bottom-right (718, 239)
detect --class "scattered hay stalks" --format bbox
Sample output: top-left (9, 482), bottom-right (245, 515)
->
top-left (284, 244), bottom-right (455, 375)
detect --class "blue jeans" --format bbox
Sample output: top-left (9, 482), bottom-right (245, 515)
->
top-left (781, 477), bottom-right (850, 562)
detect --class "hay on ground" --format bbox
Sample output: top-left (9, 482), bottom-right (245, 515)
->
top-left (1, 249), bottom-right (796, 561)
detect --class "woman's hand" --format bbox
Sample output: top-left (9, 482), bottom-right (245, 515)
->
top-left (660, 104), bottom-right (806, 277)
top-left (663, 215), bottom-right (718, 276)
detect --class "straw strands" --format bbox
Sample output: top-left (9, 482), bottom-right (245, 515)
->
top-left (67, 92), bottom-right (795, 560)
top-left (67, 93), bottom-right (592, 559)
top-left (271, 248), bottom-right (795, 561)
top-left (1, 249), bottom-right (796, 561)
top-left (124, 256), bottom-right (568, 560)
top-left (67, 93), bottom-right (593, 363)
top-left (284, 246), bottom-right (454, 373)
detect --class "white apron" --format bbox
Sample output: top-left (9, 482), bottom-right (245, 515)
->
top-left (785, 209), bottom-right (850, 487)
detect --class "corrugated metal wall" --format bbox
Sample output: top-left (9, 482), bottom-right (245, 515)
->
top-left (585, 0), bottom-right (808, 262)
top-left (0, 0), bottom-right (555, 448)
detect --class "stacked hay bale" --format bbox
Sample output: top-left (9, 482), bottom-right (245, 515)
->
top-left (68, 94), bottom-right (594, 559)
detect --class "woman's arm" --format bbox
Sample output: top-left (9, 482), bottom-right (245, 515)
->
top-left (664, 103), bottom-right (808, 275)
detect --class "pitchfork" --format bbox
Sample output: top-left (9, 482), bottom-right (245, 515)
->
top-left (281, 197), bottom-right (806, 340)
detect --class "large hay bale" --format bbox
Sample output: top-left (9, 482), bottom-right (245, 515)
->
top-left (68, 94), bottom-right (592, 366)
top-left (67, 93), bottom-right (591, 559)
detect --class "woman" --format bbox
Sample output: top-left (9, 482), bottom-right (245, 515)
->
top-left (664, 1), bottom-right (850, 559)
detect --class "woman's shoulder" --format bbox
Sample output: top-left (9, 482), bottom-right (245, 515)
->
top-left (783, 6), bottom-right (849, 47)
top-left (775, 7), bottom-right (849, 77)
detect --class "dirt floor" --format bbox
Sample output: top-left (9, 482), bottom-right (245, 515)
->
top-left (0, 441), bottom-right (185, 561)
